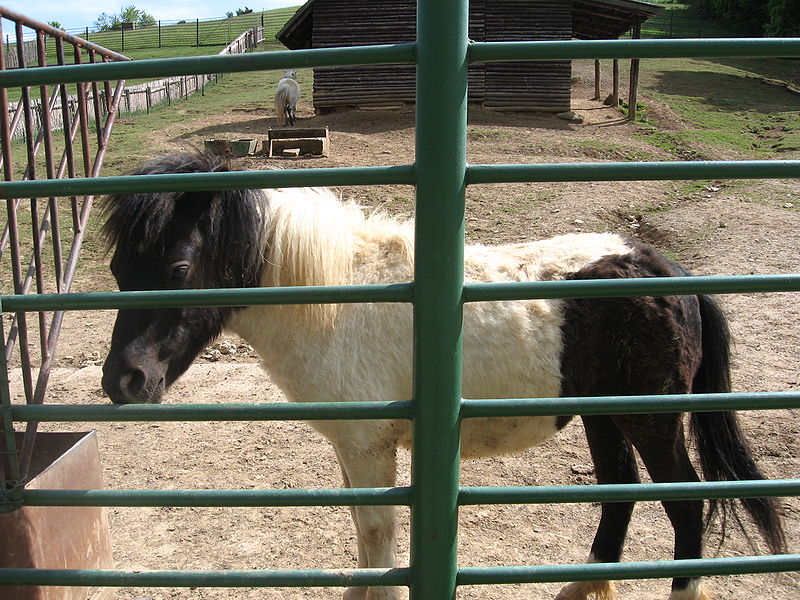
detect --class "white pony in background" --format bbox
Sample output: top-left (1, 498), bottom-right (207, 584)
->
top-left (274, 69), bottom-right (301, 126)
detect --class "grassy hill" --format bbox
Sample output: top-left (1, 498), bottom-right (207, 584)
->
top-left (46, 6), bottom-right (299, 62)
top-left (640, 1), bottom-right (735, 39)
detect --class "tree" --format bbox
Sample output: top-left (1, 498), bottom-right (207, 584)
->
top-left (138, 12), bottom-right (156, 28)
top-left (236, 7), bottom-right (253, 15)
top-left (94, 5), bottom-right (156, 31)
top-left (47, 20), bottom-right (62, 29)
top-left (687, 0), bottom-right (798, 36)
top-left (765, 0), bottom-right (800, 37)
top-left (94, 12), bottom-right (121, 32)
top-left (119, 4), bottom-right (156, 27)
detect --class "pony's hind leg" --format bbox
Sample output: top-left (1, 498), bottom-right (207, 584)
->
top-left (554, 415), bottom-right (640, 600)
top-left (612, 413), bottom-right (709, 600)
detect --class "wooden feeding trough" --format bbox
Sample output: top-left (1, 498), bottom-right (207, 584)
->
top-left (267, 127), bottom-right (329, 158)
top-left (204, 138), bottom-right (258, 157)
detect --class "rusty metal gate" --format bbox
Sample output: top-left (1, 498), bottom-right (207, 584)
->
top-left (0, 7), bottom-right (127, 490)
top-left (1, 0), bottom-right (800, 597)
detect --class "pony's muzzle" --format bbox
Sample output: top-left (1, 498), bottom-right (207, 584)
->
top-left (102, 361), bottom-right (164, 404)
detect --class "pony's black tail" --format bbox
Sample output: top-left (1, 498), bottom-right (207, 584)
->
top-left (690, 293), bottom-right (786, 554)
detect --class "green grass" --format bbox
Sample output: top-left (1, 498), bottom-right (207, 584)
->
top-left (571, 139), bottom-right (660, 162)
top-left (101, 54), bottom-right (313, 175)
top-left (468, 128), bottom-right (513, 141)
top-left (31, 7), bottom-right (299, 64)
top-left (637, 2), bottom-right (736, 39)
top-left (633, 57), bottom-right (800, 157)
top-left (2, 8), bottom-right (298, 101)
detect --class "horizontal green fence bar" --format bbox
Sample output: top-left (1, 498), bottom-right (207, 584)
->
top-left (0, 44), bottom-right (417, 87)
top-left (18, 487), bottom-right (412, 507)
top-left (3, 274), bottom-right (797, 314)
top-left (1, 555), bottom-right (797, 588)
top-left (3, 39), bottom-right (798, 90)
top-left (459, 479), bottom-right (800, 505)
top-left (467, 160), bottom-right (800, 184)
top-left (463, 274), bottom-right (800, 302)
top-left (10, 400), bottom-right (412, 422)
top-left (470, 38), bottom-right (800, 62)
top-left (457, 554), bottom-right (800, 586)
top-left (460, 391), bottom-right (800, 418)
top-left (9, 392), bottom-right (796, 424)
top-left (12, 479), bottom-right (795, 509)
top-left (0, 283), bottom-right (413, 312)
top-left (1, 160), bottom-right (797, 200)
top-left (0, 566), bottom-right (410, 588)
top-left (0, 165), bottom-right (416, 199)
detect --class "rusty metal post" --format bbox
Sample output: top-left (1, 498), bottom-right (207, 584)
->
top-left (36, 33), bottom-right (64, 294)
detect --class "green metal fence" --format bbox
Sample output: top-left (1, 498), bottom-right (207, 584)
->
top-left (1, 0), bottom-right (800, 596)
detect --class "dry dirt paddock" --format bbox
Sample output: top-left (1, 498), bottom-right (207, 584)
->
top-left (12, 73), bottom-right (800, 599)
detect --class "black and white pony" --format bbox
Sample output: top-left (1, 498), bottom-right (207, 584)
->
top-left (101, 152), bottom-right (785, 600)
top-left (274, 69), bottom-right (300, 126)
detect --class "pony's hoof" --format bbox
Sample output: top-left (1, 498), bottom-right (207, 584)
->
top-left (668, 580), bottom-right (711, 600)
top-left (555, 580), bottom-right (617, 600)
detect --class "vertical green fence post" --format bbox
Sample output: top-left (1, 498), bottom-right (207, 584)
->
top-left (0, 299), bottom-right (22, 508)
top-left (411, 0), bottom-right (469, 597)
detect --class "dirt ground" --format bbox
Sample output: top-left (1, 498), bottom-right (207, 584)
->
top-left (9, 65), bottom-right (800, 599)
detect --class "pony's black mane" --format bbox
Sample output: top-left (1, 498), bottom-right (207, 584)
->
top-left (102, 151), bottom-right (267, 288)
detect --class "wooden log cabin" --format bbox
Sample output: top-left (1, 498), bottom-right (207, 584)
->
top-left (277, 0), bottom-right (663, 114)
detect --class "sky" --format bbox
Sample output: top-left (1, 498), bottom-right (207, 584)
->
top-left (2, 0), bottom-right (301, 33)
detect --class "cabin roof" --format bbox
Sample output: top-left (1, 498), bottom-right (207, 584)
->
top-left (276, 0), bottom-right (664, 49)
top-left (573, 0), bottom-right (663, 39)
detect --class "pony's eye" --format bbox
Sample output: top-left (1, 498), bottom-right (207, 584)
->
top-left (170, 264), bottom-right (190, 280)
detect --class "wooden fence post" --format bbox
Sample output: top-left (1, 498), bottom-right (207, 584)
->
top-left (628, 23), bottom-right (641, 121)
top-left (593, 59), bottom-right (600, 100)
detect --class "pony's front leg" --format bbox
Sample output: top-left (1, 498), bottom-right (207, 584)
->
top-left (326, 424), bottom-right (402, 600)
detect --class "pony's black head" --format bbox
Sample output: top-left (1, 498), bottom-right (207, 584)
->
top-left (101, 151), bottom-right (267, 404)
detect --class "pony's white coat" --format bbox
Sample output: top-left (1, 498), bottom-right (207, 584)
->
top-left (274, 69), bottom-right (300, 126)
top-left (226, 188), bottom-right (635, 599)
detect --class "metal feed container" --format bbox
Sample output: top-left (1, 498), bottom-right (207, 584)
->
top-left (0, 431), bottom-right (113, 600)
